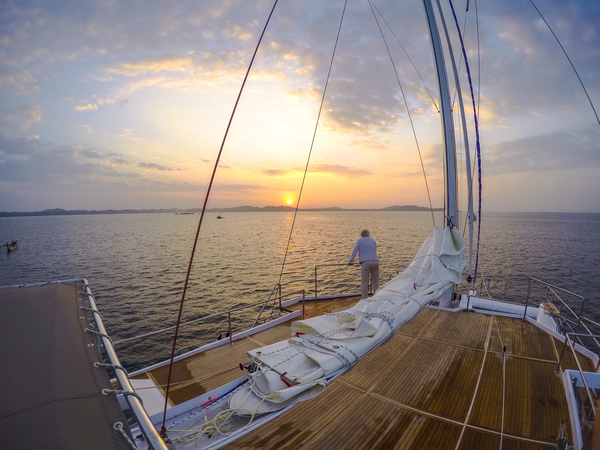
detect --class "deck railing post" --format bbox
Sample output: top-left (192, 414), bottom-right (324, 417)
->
top-left (577, 299), bottom-right (584, 334)
top-left (523, 278), bottom-right (532, 320)
top-left (278, 283), bottom-right (282, 311)
top-left (228, 312), bottom-right (233, 346)
top-left (556, 334), bottom-right (569, 374)
top-left (315, 266), bottom-right (318, 302)
top-left (302, 290), bottom-right (305, 318)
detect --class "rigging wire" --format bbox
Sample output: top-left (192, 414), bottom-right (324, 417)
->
top-left (275, 0), bottom-right (349, 288)
top-left (528, 0), bottom-right (600, 128)
top-left (368, 1), bottom-right (439, 112)
top-left (447, 0), bottom-right (482, 287)
top-left (368, 0), bottom-right (435, 226)
top-left (158, 0), bottom-right (281, 437)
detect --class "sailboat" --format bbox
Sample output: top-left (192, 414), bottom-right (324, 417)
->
top-left (1, 1), bottom-right (598, 449)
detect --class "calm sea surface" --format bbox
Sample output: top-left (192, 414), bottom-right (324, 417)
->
top-left (1, 211), bottom-right (599, 370)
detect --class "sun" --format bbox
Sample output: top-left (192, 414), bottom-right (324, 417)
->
top-left (286, 199), bottom-right (292, 205)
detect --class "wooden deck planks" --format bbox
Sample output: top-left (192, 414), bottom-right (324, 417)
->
top-left (371, 338), bottom-right (483, 421)
top-left (421, 310), bottom-right (490, 350)
top-left (458, 428), bottom-right (556, 449)
top-left (504, 358), bottom-right (572, 441)
top-left (488, 316), bottom-right (556, 361)
top-left (340, 333), bottom-right (416, 391)
top-left (397, 307), bottom-right (438, 337)
top-left (146, 300), bottom-right (597, 449)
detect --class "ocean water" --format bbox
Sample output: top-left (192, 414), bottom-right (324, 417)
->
top-left (1, 210), bottom-right (599, 371)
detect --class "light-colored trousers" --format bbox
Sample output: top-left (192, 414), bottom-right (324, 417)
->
top-left (361, 260), bottom-right (379, 299)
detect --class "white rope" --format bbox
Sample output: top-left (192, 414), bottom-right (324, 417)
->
top-left (499, 349), bottom-right (506, 450)
top-left (114, 422), bottom-right (138, 450)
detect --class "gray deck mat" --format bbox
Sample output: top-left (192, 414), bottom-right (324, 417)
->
top-left (0, 283), bottom-right (134, 450)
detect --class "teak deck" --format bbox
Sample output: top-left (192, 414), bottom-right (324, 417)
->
top-left (143, 299), bottom-right (595, 449)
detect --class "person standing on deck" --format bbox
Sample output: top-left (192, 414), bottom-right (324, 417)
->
top-left (348, 229), bottom-right (379, 300)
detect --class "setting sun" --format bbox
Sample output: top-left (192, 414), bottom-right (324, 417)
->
top-left (287, 199), bottom-right (292, 205)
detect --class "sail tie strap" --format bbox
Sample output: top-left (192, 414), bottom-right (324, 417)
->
top-left (84, 328), bottom-right (113, 343)
top-left (79, 305), bottom-right (102, 318)
top-left (102, 389), bottom-right (143, 404)
top-left (93, 361), bottom-right (129, 376)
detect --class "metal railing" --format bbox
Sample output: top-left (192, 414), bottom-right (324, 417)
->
top-left (523, 277), bottom-right (585, 332)
top-left (314, 263), bottom-right (361, 301)
top-left (80, 280), bottom-right (169, 450)
top-left (556, 332), bottom-right (599, 422)
top-left (115, 293), bottom-right (295, 346)
top-left (253, 289), bottom-right (306, 330)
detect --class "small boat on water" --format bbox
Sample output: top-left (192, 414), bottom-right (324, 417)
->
top-left (3, 240), bottom-right (17, 252)
top-left (217, 215), bottom-right (223, 219)
top-left (1, 1), bottom-right (598, 450)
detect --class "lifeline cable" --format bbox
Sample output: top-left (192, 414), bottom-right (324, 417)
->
top-left (159, 0), bottom-right (281, 437)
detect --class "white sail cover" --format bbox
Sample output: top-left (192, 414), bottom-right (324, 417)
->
top-left (229, 226), bottom-right (465, 415)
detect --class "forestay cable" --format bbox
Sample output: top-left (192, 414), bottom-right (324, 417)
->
top-left (368, 0), bottom-right (436, 227)
top-left (159, 0), bottom-right (281, 437)
top-left (276, 0), bottom-right (349, 288)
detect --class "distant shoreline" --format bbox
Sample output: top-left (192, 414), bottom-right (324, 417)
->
top-left (0, 205), bottom-right (442, 217)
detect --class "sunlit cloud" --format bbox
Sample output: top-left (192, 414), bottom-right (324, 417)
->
top-left (263, 168), bottom-right (293, 176)
top-left (310, 164), bottom-right (371, 178)
top-left (137, 161), bottom-right (182, 172)
top-left (111, 157), bottom-right (130, 165)
top-left (0, 105), bottom-right (43, 132)
top-left (108, 56), bottom-right (195, 76)
top-left (0, 72), bottom-right (40, 96)
top-left (75, 104), bottom-right (98, 112)
top-left (80, 150), bottom-right (104, 159)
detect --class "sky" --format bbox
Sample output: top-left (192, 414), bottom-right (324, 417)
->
top-left (0, 0), bottom-right (599, 213)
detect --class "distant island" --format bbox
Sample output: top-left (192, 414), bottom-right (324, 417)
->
top-left (0, 205), bottom-right (442, 217)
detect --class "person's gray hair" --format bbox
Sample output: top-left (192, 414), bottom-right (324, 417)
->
top-left (360, 229), bottom-right (370, 237)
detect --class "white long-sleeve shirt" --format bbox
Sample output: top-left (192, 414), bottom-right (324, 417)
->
top-left (349, 236), bottom-right (379, 263)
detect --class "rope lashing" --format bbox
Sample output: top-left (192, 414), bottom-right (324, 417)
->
top-left (84, 328), bottom-right (113, 343)
top-left (103, 389), bottom-right (144, 404)
top-left (79, 305), bottom-right (102, 318)
top-left (113, 422), bottom-right (138, 450)
top-left (94, 361), bottom-right (129, 376)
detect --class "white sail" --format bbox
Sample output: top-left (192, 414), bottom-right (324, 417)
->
top-left (229, 226), bottom-right (465, 415)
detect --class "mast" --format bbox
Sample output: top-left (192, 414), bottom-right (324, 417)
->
top-left (423, 0), bottom-right (458, 229)
top-left (434, 0), bottom-right (475, 276)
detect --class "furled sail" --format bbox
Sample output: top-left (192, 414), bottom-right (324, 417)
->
top-left (230, 226), bottom-right (465, 415)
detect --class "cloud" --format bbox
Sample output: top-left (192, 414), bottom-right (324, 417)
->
top-left (309, 164), bottom-right (371, 178)
top-left (263, 168), bottom-right (292, 176)
top-left (75, 104), bottom-right (98, 111)
top-left (0, 105), bottom-right (43, 132)
top-left (0, 134), bottom-right (183, 183)
top-left (111, 157), bottom-right (129, 165)
top-left (137, 161), bottom-right (182, 171)
top-left (0, 72), bottom-right (40, 96)
top-left (486, 127), bottom-right (600, 175)
top-left (80, 149), bottom-right (104, 159)
top-left (107, 56), bottom-right (195, 77)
